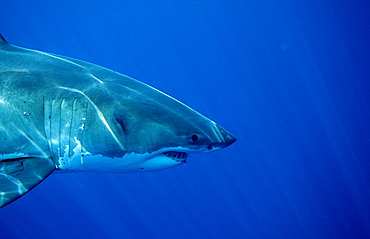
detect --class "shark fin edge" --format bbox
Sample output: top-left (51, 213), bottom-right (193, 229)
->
top-left (0, 34), bottom-right (9, 45)
top-left (0, 157), bottom-right (55, 208)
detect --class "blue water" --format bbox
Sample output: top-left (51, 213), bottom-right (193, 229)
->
top-left (1, 1), bottom-right (369, 238)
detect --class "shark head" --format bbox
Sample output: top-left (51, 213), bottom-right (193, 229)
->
top-left (54, 69), bottom-right (236, 173)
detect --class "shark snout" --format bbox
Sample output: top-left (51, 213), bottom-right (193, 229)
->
top-left (208, 123), bottom-right (236, 151)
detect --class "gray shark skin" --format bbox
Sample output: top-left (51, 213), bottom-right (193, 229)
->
top-left (0, 34), bottom-right (236, 208)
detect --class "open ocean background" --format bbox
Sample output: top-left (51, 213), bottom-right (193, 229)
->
top-left (1, 1), bottom-right (369, 238)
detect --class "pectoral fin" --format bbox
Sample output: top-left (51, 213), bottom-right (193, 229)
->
top-left (0, 157), bottom-right (55, 208)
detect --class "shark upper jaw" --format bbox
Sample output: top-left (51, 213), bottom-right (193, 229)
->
top-left (138, 146), bottom-right (209, 168)
top-left (141, 147), bottom-right (211, 171)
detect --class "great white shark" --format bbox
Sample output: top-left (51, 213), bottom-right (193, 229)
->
top-left (0, 34), bottom-right (236, 208)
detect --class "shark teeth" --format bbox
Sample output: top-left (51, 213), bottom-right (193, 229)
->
top-left (163, 151), bottom-right (189, 162)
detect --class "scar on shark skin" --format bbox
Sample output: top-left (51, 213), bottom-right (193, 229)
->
top-left (0, 69), bottom-right (29, 73)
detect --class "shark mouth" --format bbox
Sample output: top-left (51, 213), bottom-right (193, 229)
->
top-left (163, 151), bottom-right (189, 163)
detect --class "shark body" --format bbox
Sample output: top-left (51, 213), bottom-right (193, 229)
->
top-left (0, 35), bottom-right (236, 207)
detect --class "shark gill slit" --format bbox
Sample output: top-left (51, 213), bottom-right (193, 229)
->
top-left (43, 97), bottom-right (55, 160)
top-left (79, 98), bottom-right (89, 154)
top-left (57, 86), bottom-right (125, 150)
top-left (67, 98), bottom-right (75, 158)
top-left (51, 99), bottom-right (58, 159)
top-left (59, 98), bottom-right (65, 157)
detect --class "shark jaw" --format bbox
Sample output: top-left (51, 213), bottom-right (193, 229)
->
top-left (162, 151), bottom-right (189, 162)
top-left (56, 146), bottom-right (208, 173)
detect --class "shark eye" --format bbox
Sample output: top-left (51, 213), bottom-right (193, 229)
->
top-left (191, 134), bottom-right (199, 142)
